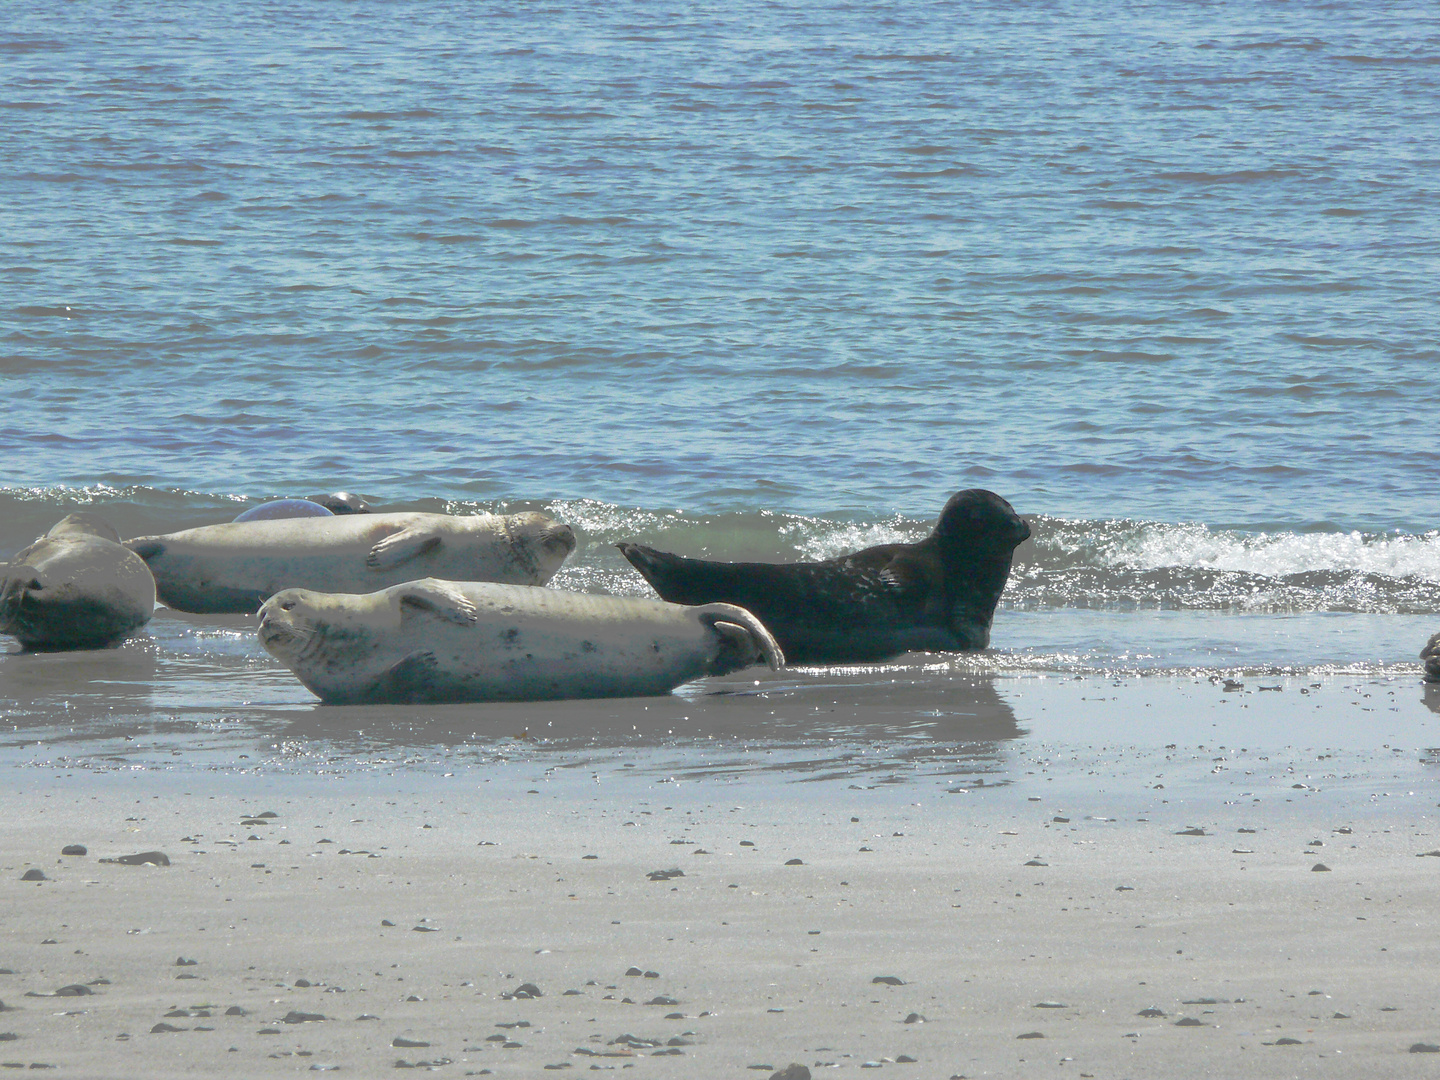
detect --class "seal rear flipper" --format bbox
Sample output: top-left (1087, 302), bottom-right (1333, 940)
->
top-left (396, 579), bottom-right (479, 625)
top-left (697, 603), bottom-right (785, 673)
top-left (366, 526), bottom-right (442, 569)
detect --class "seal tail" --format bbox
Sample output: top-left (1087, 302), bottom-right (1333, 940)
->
top-left (695, 602), bottom-right (785, 674)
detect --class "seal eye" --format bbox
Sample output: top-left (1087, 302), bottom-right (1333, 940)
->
top-left (279, 599), bottom-right (296, 611)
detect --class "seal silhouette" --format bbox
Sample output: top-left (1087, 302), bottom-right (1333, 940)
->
top-left (1, 514), bottom-right (156, 650)
top-left (617, 489), bottom-right (1030, 664)
top-left (1422, 631), bottom-right (1440, 682)
top-left (257, 578), bottom-right (783, 704)
top-left (126, 511), bottom-right (575, 614)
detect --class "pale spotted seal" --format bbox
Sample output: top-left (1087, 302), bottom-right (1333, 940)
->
top-left (257, 578), bottom-right (783, 704)
top-left (617, 489), bottom-right (1030, 664)
top-left (1, 513), bottom-right (156, 650)
top-left (126, 511), bottom-right (575, 614)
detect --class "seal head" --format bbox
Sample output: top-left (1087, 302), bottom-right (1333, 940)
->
top-left (617, 488), bottom-right (1030, 665)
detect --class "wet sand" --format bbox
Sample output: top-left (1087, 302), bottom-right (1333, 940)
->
top-left (3, 676), bottom-right (1440, 1080)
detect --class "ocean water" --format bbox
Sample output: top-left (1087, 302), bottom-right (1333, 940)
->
top-left (3, 0), bottom-right (1438, 777)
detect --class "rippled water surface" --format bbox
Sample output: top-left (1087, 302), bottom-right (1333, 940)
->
top-left (3, 0), bottom-right (1438, 770)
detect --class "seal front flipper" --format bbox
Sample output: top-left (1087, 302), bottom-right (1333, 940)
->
top-left (366, 525), bottom-right (442, 569)
top-left (124, 538), bottom-right (166, 562)
top-left (367, 651), bottom-right (442, 704)
top-left (395, 579), bottom-right (479, 625)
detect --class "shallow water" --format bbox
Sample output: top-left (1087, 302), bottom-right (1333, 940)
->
top-left (3, 0), bottom-right (1438, 777)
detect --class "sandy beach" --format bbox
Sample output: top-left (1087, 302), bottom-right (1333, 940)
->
top-left (3, 673), bottom-right (1439, 1079)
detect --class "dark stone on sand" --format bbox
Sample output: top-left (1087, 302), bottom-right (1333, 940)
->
top-left (872, 976), bottom-right (905, 986)
top-left (1175, 1017), bottom-right (1203, 1026)
top-left (411, 925), bottom-right (437, 933)
top-left (19, 870), bottom-right (45, 882)
top-left (785, 858), bottom-right (804, 865)
top-left (257, 1028), bottom-right (281, 1035)
top-left (225, 1006), bottom-right (246, 1016)
top-left (896, 1057), bottom-right (917, 1064)
top-left (164, 1010), bottom-right (189, 1018)
top-left (645, 996), bottom-right (679, 1006)
top-left (1175, 828), bottom-right (1207, 836)
top-left (381, 920), bottom-right (395, 926)
top-left (1024, 860), bottom-right (1047, 867)
top-left (283, 1011), bottom-right (325, 1024)
top-left (1312, 863), bottom-right (1331, 872)
top-left (53, 985), bottom-right (92, 997)
top-left (392, 1037), bottom-right (430, 1048)
top-left (1333, 1012), bottom-right (1350, 1019)
top-left (1016, 1031), bottom-right (1044, 1039)
top-left (563, 989), bottom-right (582, 995)
top-left (0, 1033), bottom-right (15, 1041)
top-left (101, 851), bottom-right (170, 866)
top-left (625, 967), bottom-right (643, 976)
top-left (1034, 1002), bottom-right (1067, 1008)
top-left (1182, 998), bottom-right (1224, 1005)
top-left (60, 846), bottom-right (86, 857)
top-left (150, 1023), bottom-right (185, 1033)
top-left (769, 1067), bottom-right (812, 1080)
top-left (647, 868), bottom-right (684, 881)
top-left (1274, 1037), bottom-right (1303, 1045)
top-left (175, 957), bottom-right (197, 967)
top-left (504, 983), bottom-right (542, 1000)
top-left (1137, 1007), bottom-right (1166, 1017)
top-left (903, 1013), bottom-right (925, 1024)
top-left (1410, 1043), bottom-right (1440, 1053)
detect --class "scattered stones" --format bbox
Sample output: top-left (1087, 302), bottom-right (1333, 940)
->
top-left (100, 851), bottom-right (170, 867)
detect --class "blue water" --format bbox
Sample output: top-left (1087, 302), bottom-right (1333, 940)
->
top-left (3, 1), bottom-right (1439, 771)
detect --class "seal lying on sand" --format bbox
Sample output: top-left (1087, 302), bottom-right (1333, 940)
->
top-left (257, 578), bottom-right (783, 704)
top-left (1, 514), bottom-right (156, 650)
top-left (126, 511), bottom-right (576, 614)
top-left (617, 489), bottom-right (1031, 664)
top-left (1422, 632), bottom-right (1440, 682)
top-left (233, 492), bottom-right (371, 522)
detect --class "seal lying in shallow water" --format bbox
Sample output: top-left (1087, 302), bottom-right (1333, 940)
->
top-left (1422, 632), bottom-right (1440, 682)
top-left (126, 511), bottom-right (575, 614)
top-left (1, 514), bottom-right (156, 650)
top-left (617, 489), bottom-right (1031, 664)
top-left (257, 578), bottom-right (783, 704)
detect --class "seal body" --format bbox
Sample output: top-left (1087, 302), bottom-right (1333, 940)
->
top-left (1, 514), bottom-right (156, 650)
top-left (257, 578), bottom-right (784, 704)
top-left (233, 498), bottom-right (334, 522)
top-left (617, 489), bottom-right (1031, 664)
top-left (126, 511), bottom-right (576, 614)
top-left (1422, 631), bottom-right (1440, 682)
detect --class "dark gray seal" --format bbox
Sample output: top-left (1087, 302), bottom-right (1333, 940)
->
top-left (617, 489), bottom-right (1031, 664)
top-left (233, 499), bottom-right (334, 522)
top-left (1422, 631), bottom-right (1440, 682)
top-left (0, 513), bottom-right (156, 650)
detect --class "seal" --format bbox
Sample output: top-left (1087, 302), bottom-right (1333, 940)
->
top-left (617, 489), bottom-right (1031, 664)
top-left (1422, 631), bottom-right (1440, 682)
top-left (256, 577), bottom-right (783, 704)
top-left (233, 492), bottom-right (371, 522)
top-left (125, 511), bottom-right (576, 614)
top-left (233, 499), bottom-right (334, 522)
top-left (1, 513), bottom-right (156, 650)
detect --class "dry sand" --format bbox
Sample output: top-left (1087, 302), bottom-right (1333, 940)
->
top-left (3, 734), bottom-right (1440, 1080)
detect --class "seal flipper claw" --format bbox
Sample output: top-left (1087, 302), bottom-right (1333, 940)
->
top-left (396, 579), bottom-right (479, 625)
top-left (366, 526), bottom-right (442, 569)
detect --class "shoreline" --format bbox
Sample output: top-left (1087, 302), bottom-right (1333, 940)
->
top-left (3, 687), bottom-right (1440, 1078)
